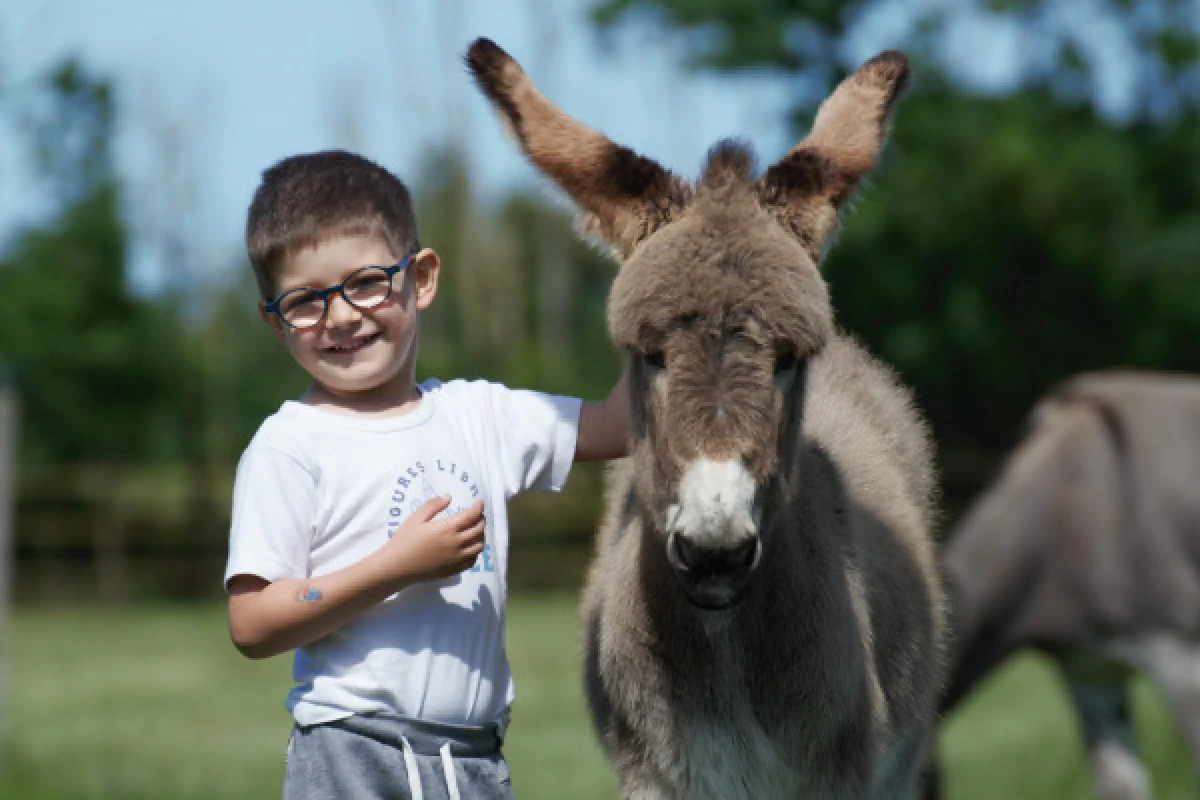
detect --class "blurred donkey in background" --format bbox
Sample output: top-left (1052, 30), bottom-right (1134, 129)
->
top-left (931, 372), bottom-right (1200, 800)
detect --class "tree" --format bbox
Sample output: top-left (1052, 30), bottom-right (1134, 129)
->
top-left (593, 0), bottom-right (1200, 120)
top-left (0, 60), bottom-right (187, 466)
top-left (411, 145), bottom-right (620, 398)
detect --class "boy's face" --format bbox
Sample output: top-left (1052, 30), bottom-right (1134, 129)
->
top-left (262, 233), bottom-right (439, 401)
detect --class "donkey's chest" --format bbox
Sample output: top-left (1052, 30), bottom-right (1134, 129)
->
top-left (671, 709), bottom-right (802, 800)
top-left (636, 637), bottom-right (844, 799)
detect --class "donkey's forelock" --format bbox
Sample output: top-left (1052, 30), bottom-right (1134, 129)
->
top-left (606, 181), bottom-right (834, 359)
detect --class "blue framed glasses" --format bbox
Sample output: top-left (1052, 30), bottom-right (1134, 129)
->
top-left (264, 254), bottom-right (415, 331)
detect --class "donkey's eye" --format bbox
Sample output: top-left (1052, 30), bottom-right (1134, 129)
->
top-left (643, 351), bottom-right (666, 370)
top-left (774, 351), bottom-right (797, 374)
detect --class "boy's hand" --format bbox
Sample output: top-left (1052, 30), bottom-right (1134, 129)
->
top-left (226, 497), bottom-right (486, 659)
top-left (380, 496), bottom-right (486, 587)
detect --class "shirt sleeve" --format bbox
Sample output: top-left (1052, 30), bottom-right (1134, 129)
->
top-left (223, 443), bottom-right (317, 590)
top-left (484, 384), bottom-right (582, 497)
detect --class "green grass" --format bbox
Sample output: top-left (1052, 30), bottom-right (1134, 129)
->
top-left (0, 596), bottom-right (614, 800)
top-left (1, 597), bottom-right (1196, 799)
top-left (940, 651), bottom-right (1198, 800)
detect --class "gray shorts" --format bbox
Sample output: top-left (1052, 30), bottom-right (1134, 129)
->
top-left (283, 712), bottom-right (514, 800)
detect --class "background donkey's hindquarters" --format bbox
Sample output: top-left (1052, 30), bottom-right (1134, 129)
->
top-left (932, 372), bottom-right (1200, 800)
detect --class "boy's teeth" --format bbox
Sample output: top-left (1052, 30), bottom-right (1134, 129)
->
top-left (330, 334), bottom-right (374, 353)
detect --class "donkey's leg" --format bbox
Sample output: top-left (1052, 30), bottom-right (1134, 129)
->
top-left (1142, 634), bottom-right (1200, 779)
top-left (1064, 672), bottom-right (1150, 800)
top-left (917, 752), bottom-right (943, 800)
top-left (868, 728), bottom-right (931, 800)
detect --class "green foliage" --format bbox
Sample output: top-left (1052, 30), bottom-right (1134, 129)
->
top-left (22, 60), bottom-right (114, 207)
top-left (593, 0), bottom-right (855, 72)
top-left (187, 275), bottom-right (310, 460)
top-left (594, 0), bottom-right (1200, 118)
top-left (827, 87), bottom-right (1200, 453)
top-left (0, 185), bottom-right (187, 464)
top-left (0, 60), bottom-right (187, 465)
top-left (412, 146), bottom-right (621, 399)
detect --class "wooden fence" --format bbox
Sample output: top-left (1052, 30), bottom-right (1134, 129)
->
top-left (12, 448), bottom-right (995, 604)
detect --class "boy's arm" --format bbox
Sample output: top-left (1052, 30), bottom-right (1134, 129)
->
top-left (575, 370), bottom-right (630, 462)
top-left (227, 497), bottom-right (485, 659)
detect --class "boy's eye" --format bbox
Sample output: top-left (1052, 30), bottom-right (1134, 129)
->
top-left (281, 290), bottom-right (322, 315)
top-left (344, 269), bottom-right (392, 305)
top-left (279, 289), bottom-right (326, 327)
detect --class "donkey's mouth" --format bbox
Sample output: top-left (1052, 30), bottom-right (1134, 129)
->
top-left (666, 532), bottom-right (762, 610)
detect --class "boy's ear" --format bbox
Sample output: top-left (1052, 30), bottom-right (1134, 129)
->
top-left (411, 248), bottom-right (440, 311)
top-left (258, 301), bottom-right (287, 343)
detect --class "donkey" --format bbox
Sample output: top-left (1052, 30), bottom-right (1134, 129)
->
top-left (929, 372), bottom-right (1200, 800)
top-left (468, 38), bottom-right (943, 799)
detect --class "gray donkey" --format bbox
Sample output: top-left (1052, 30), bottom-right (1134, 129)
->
top-left (930, 372), bottom-right (1200, 800)
top-left (467, 39), bottom-right (943, 799)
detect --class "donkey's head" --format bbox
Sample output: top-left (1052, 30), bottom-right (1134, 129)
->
top-left (468, 39), bottom-right (908, 609)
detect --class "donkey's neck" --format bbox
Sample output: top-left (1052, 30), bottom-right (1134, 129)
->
top-left (631, 491), bottom-right (870, 742)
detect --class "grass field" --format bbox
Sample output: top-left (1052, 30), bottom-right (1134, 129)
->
top-left (2, 595), bottom-right (1196, 799)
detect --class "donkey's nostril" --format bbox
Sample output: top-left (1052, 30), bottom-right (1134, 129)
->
top-left (668, 532), bottom-right (701, 572)
top-left (730, 536), bottom-right (761, 570)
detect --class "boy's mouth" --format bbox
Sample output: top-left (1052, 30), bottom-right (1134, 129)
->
top-left (323, 332), bottom-right (381, 355)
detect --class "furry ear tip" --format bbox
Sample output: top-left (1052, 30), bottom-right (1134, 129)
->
top-left (464, 38), bottom-right (512, 81)
top-left (859, 50), bottom-right (910, 90)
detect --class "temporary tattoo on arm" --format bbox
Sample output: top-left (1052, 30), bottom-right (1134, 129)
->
top-left (295, 586), bottom-right (323, 604)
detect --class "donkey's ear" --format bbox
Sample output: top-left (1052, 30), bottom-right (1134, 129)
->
top-left (756, 51), bottom-right (909, 261)
top-left (466, 38), bottom-right (690, 260)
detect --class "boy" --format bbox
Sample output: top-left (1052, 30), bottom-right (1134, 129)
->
top-left (224, 149), bottom-right (628, 799)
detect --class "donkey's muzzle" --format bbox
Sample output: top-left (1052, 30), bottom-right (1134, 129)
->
top-left (666, 531), bottom-right (762, 610)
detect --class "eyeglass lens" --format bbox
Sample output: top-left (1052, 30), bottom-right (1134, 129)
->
top-left (279, 267), bottom-right (394, 328)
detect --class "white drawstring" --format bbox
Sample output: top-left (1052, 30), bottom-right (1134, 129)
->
top-left (439, 742), bottom-right (461, 800)
top-left (400, 736), bottom-right (424, 800)
top-left (400, 735), bottom-right (460, 800)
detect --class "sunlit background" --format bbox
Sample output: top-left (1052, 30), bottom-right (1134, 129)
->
top-left (2, 0), bottom-right (1200, 797)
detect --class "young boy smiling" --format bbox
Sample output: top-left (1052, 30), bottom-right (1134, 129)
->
top-left (224, 150), bottom-right (628, 799)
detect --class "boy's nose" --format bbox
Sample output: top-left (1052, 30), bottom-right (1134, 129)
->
top-left (325, 294), bottom-right (362, 327)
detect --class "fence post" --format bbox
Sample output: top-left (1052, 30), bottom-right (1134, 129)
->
top-left (0, 371), bottom-right (18, 770)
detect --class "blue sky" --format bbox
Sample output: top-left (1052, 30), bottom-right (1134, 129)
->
top-left (0, 0), bottom-right (1159, 292)
top-left (1, 0), bottom-right (803, 292)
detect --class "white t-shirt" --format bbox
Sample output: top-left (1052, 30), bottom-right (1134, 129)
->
top-left (224, 379), bottom-right (581, 729)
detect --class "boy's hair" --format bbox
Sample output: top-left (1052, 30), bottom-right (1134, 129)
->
top-left (245, 150), bottom-right (419, 300)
